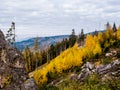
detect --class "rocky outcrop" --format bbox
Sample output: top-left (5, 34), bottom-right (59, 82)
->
top-left (0, 30), bottom-right (38, 90)
top-left (78, 60), bottom-right (120, 81)
top-left (21, 78), bottom-right (39, 90)
top-left (78, 62), bottom-right (95, 81)
top-left (96, 60), bottom-right (120, 76)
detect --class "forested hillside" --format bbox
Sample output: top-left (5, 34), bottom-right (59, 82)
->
top-left (22, 29), bottom-right (80, 72)
top-left (16, 35), bottom-right (69, 51)
top-left (1, 0), bottom-right (120, 90)
top-left (30, 23), bottom-right (120, 89)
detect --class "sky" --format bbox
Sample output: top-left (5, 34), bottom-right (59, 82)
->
top-left (0, 0), bottom-right (120, 41)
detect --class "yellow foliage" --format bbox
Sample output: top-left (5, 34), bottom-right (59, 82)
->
top-left (117, 26), bottom-right (120, 40)
top-left (85, 34), bottom-right (102, 57)
top-left (95, 61), bottom-right (101, 67)
top-left (33, 32), bottom-right (108, 87)
top-left (2, 76), bottom-right (12, 86)
top-left (34, 44), bottom-right (83, 86)
top-left (85, 34), bottom-right (94, 49)
top-left (104, 29), bottom-right (114, 40)
top-left (93, 43), bottom-right (102, 56)
top-left (34, 68), bottom-right (48, 85)
top-left (33, 25), bottom-right (120, 87)
top-left (98, 32), bottom-right (104, 43)
top-left (34, 37), bottom-right (103, 86)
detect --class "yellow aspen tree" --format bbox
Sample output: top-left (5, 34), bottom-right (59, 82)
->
top-left (117, 26), bottom-right (120, 40)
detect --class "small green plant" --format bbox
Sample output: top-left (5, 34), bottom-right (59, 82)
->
top-left (101, 57), bottom-right (113, 65)
top-left (2, 75), bottom-right (12, 87)
top-left (58, 79), bottom-right (81, 90)
top-left (46, 71), bottom-right (58, 83)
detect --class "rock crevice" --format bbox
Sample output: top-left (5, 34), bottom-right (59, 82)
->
top-left (0, 30), bottom-right (38, 90)
top-left (78, 60), bottom-right (120, 81)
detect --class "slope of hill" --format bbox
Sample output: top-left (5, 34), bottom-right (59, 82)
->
top-left (16, 35), bottom-right (69, 51)
top-left (32, 29), bottom-right (120, 89)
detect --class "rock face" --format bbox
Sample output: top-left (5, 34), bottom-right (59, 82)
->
top-left (78, 60), bottom-right (120, 81)
top-left (78, 62), bottom-right (95, 81)
top-left (96, 60), bottom-right (120, 76)
top-left (0, 30), bottom-right (38, 90)
top-left (21, 78), bottom-right (39, 90)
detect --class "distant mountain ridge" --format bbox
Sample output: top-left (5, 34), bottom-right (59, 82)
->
top-left (16, 30), bottom-right (105, 51)
top-left (16, 35), bottom-right (69, 51)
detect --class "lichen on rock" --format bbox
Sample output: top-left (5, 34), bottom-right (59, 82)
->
top-left (0, 30), bottom-right (38, 90)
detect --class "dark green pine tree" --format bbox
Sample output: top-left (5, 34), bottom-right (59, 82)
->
top-left (41, 51), bottom-right (47, 64)
top-left (113, 22), bottom-right (117, 32)
top-left (77, 29), bottom-right (85, 46)
top-left (69, 29), bottom-right (77, 47)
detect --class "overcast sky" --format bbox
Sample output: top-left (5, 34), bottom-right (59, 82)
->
top-left (0, 0), bottom-right (120, 41)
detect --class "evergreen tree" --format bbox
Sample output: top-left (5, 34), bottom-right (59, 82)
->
top-left (41, 51), bottom-right (47, 64)
top-left (6, 22), bottom-right (16, 46)
top-left (94, 30), bottom-right (98, 36)
top-left (49, 44), bottom-right (56, 60)
top-left (69, 29), bottom-right (77, 47)
top-left (77, 29), bottom-right (84, 46)
top-left (113, 22), bottom-right (117, 32)
top-left (106, 22), bottom-right (112, 30)
top-left (46, 46), bottom-right (50, 63)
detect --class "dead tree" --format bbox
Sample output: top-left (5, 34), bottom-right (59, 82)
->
top-left (6, 22), bottom-right (16, 47)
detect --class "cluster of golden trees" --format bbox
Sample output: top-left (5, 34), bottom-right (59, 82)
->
top-left (23, 30), bottom-right (78, 72)
top-left (32, 23), bottom-right (120, 87)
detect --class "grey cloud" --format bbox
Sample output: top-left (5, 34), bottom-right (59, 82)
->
top-left (0, 0), bottom-right (119, 41)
